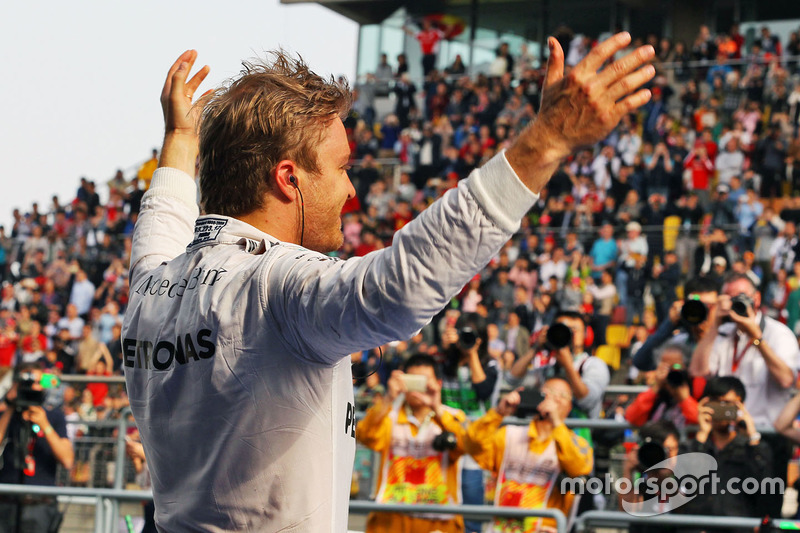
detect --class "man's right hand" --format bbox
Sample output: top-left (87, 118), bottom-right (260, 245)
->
top-left (386, 370), bottom-right (406, 402)
top-left (497, 388), bottom-right (522, 417)
top-left (668, 299), bottom-right (683, 325)
top-left (696, 397), bottom-right (713, 442)
top-left (161, 50), bottom-right (210, 136)
top-left (506, 32), bottom-right (655, 193)
top-left (158, 50), bottom-right (210, 175)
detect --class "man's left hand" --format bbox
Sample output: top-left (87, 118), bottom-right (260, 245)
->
top-left (728, 305), bottom-right (763, 340)
top-left (554, 346), bottom-right (574, 368)
top-left (734, 400), bottom-right (758, 438)
top-left (536, 395), bottom-right (563, 427)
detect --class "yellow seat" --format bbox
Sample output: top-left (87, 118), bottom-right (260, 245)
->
top-left (605, 324), bottom-right (629, 347)
top-left (663, 215), bottom-right (681, 252)
top-left (595, 344), bottom-right (621, 370)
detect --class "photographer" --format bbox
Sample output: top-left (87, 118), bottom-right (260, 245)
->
top-left (689, 272), bottom-right (798, 517)
top-left (507, 310), bottom-right (610, 419)
top-left (439, 313), bottom-right (498, 533)
top-left (464, 379), bottom-right (593, 532)
top-left (681, 377), bottom-right (771, 527)
top-left (0, 363), bottom-right (74, 533)
top-left (689, 272), bottom-right (798, 424)
top-left (632, 276), bottom-right (720, 372)
top-left (356, 354), bottom-right (467, 533)
top-left (620, 420), bottom-right (681, 532)
top-left (625, 343), bottom-right (698, 428)
top-left (439, 313), bottom-right (499, 417)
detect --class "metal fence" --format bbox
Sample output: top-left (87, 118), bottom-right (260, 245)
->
top-left (2, 375), bottom-right (791, 532)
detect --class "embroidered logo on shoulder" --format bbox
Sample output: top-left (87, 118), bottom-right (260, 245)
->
top-left (188, 218), bottom-right (228, 250)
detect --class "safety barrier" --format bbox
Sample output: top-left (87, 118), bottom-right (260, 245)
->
top-left (0, 483), bottom-right (151, 533)
top-left (0, 483), bottom-right (567, 533)
top-left (574, 509), bottom-right (764, 531)
top-left (3, 409), bottom-right (788, 532)
top-left (348, 501), bottom-right (567, 531)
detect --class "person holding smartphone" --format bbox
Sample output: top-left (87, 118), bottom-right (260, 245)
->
top-left (356, 354), bottom-right (467, 533)
top-left (681, 376), bottom-right (771, 524)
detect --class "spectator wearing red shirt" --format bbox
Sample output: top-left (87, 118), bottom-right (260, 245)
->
top-left (391, 200), bottom-right (413, 232)
top-left (86, 359), bottom-right (112, 407)
top-left (404, 19), bottom-right (445, 78)
top-left (626, 344), bottom-right (699, 429)
top-left (354, 229), bottom-right (383, 257)
top-left (0, 319), bottom-right (18, 367)
top-left (684, 143), bottom-right (715, 207)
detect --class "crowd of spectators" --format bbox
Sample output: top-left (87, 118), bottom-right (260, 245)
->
top-left (3, 19), bottom-right (800, 531)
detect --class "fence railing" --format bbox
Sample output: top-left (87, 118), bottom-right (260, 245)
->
top-left (574, 509), bottom-right (764, 531)
top-left (3, 406), bottom-right (790, 532)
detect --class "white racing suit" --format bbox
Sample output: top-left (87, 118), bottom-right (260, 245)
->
top-left (122, 151), bottom-right (537, 532)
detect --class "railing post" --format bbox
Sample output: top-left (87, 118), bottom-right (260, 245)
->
top-left (111, 407), bottom-right (133, 533)
top-left (93, 496), bottom-right (105, 533)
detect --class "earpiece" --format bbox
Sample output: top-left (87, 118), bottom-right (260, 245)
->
top-left (288, 175), bottom-right (305, 247)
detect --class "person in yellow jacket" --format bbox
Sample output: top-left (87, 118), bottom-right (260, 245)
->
top-left (464, 378), bottom-right (593, 532)
top-left (136, 148), bottom-right (159, 190)
top-left (357, 353), bottom-right (468, 533)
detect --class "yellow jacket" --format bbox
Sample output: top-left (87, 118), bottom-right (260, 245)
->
top-left (137, 157), bottom-right (158, 190)
top-left (464, 409), bottom-right (593, 529)
top-left (357, 398), bottom-right (468, 504)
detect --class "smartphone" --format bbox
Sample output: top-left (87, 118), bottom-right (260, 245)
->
top-left (706, 400), bottom-right (737, 422)
top-left (401, 374), bottom-right (428, 393)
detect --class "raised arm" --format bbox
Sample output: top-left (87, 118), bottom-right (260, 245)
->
top-left (270, 34), bottom-right (655, 359)
top-left (506, 33), bottom-right (654, 194)
top-left (129, 51), bottom-right (210, 285)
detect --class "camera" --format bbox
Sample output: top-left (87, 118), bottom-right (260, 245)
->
top-left (546, 323), bottom-right (573, 350)
top-left (515, 387), bottom-right (545, 419)
top-left (458, 327), bottom-right (478, 349)
top-left (12, 372), bottom-right (60, 409)
top-left (681, 296), bottom-right (708, 325)
top-left (637, 438), bottom-right (668, 470)
top-left (665, 364), bottom-right (690, 388)
top-left (432, 431), bottom-right (457, 452)
top-left (730, 294), bottom-right (754, 317)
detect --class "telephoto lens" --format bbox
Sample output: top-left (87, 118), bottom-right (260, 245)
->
top-left (546, 323), bottom-right (573, 350)
top-left (730, 294), bottom-right (754, 317)
top-left (680, 297), bottom-right (707, 325)
top-left (637, 439), bottom-right (667, 470)
top-left (458, 327), bottom-right (478, 349)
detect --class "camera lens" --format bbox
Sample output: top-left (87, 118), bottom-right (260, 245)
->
top-left (681, 298), bottom-right (707, 325)
top-left (730, 295), bottom-right (751, 317)
top-left (458, 327), bottom-right (477, 349)
top-left (637, 440), bottom-right (667, 470)
top-left (546, 323), bottom-right (573, 349)
top-left (432, 431), bottom-right (458, 452)
top-left (666, 367), bottom-right (689, 388)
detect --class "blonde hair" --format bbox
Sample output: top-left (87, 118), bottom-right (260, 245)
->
top-left (198, 51), bottom-right (351, 217)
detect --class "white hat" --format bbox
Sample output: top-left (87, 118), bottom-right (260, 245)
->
top-left (626, 221), bottom-right (642, 233)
